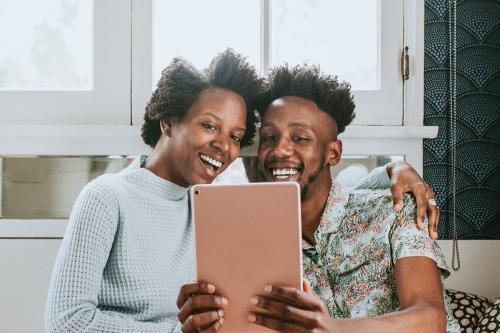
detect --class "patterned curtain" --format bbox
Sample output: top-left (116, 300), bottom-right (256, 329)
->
top-left (424, 0), bottom-right (500, 239)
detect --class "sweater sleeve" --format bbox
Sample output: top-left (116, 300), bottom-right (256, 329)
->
top-left (45, 182), bottom-right (181, 333)
top-left (352, 165), bottom-right (391, 190)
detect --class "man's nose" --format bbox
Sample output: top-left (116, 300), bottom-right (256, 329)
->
top-left (271, 137), bottom-right (293, 158)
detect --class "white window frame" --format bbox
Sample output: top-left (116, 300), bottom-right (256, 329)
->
top-left (0, 0), bottom-right (435, 238)
top-left (0, 0), bottom-right (132, 125)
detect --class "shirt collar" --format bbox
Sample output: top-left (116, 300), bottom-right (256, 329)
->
top-left (302, 180), bottom-right (346, 250)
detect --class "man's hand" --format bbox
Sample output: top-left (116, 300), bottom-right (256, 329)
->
top-left (387, 161), bottom-right (440, 239)
top-left (177, 281), bottom-right (227, 333)
top-left (248, 280), bottom-right (336, 333)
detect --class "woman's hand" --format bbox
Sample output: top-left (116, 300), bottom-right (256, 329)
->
top-left (387, 161), bottom-right (440, 239)
top-left (248, 280), bottom-right (336, 333)
top-left (177, 281), bottom-right (227, 333)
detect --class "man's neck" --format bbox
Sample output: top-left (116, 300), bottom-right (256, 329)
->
top-left (300, 172), bottom-right (332, 245)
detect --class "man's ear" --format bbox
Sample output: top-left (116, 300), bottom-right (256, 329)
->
top-left (327, 140), bottom-right (342, 166)
top-left (160, 118), bottom-right (175, 137)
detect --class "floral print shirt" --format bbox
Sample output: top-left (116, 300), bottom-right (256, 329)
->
top-left (302, 182), bottom-right (460, 332)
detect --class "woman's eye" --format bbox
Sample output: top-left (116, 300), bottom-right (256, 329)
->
top-left (231, 135), bottom-right (241, 143)
top-left (201, 123), bottom-right (216, 130)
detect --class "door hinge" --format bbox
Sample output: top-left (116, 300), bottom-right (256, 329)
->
top-left (402, 46), bottom-right (410, 80)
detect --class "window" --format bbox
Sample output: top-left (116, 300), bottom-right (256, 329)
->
top-left (143, 0), bottom-right (404, 125)
top-left (0, 0), bottom-right (131, 125)
top-left (269, 0), bottom-right (379, 91)
top-left (0, 0), bottom-right (432, 230)
top-left (0, 0), bottom-right (92, 90)
top-left (152, 0), bottom-right (260, 85)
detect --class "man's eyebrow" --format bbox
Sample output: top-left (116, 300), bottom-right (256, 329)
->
top-left (288, 122), bottom-right (312, 130)
top-left (260, 122), bottom-right (312, 130)
top-left (260, 122), bottom-right (276, 129)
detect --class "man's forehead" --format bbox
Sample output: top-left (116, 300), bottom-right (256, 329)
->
top-left (262, 96), bottom-right (338, 137)
top-left (268, 96), bottom-right (319, 112)
top-left (264, 97), bottom-right (327, 125)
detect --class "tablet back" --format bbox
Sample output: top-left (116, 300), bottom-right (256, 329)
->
top-left (191, 182), bottom-right (303, 332)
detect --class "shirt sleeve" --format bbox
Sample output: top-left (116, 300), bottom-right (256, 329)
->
top-left (353, 165), bottom-right (391, 190)
top-left (388, 194), bottom-right (450, 278)
top-left (45, 182), bottom-right (182, 333)
top-left (389, 195), bottom-right (460, 332)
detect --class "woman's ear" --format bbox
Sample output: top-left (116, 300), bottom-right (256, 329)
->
top-left (160, 118), bottom-right (175, 137)
top-left (327, 140), bottom-right (342, 166)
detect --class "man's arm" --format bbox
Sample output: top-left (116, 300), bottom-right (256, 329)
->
top-left (324, 257), bottom-right (446, 333)
top-left (248, 259), bottom-right (446, 333)
top-left (355, 161), bottom-right (440, 239)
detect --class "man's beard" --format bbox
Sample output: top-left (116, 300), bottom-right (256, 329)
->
top-left (256, 154), bottom-right (327, 200)
top-left (300, 154), bottom-right (326, 200)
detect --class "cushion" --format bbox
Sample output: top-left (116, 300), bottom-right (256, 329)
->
top-left (446, 289), bottom-right (491, 332)
top-left (475, 298), bottom-right (500, 333)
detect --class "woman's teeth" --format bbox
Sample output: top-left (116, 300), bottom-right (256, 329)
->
top-left (200, 153), bottom-right (223, 169)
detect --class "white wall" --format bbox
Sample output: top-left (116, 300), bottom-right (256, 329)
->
top-left (437, 240), bottom-right (500, 300)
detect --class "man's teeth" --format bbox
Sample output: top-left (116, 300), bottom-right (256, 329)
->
top-left (200, 154), bottom-right (222, 168)
top-left (272, 168), bottom-right (298, 176)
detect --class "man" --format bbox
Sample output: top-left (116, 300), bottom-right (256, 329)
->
top-left (175, 64), bottom-right (455, 333)
top-left (246, 65), bottom-right (459, 332)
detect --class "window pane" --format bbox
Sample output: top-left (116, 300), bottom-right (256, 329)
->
top-left (270, 0), bottom-right (379, 90)
top-left (0, 0), bottom-right (93, 90)
top-left (152, 0), bottom-right (260, 87)
top-left (0, 156), bottom-right (131, 219)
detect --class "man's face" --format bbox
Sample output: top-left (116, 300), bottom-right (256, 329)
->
top-left (257, 96), bottom-right (341, 197)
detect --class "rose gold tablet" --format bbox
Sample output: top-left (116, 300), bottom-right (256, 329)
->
top-left (191, 182), bottom-right (303, 333)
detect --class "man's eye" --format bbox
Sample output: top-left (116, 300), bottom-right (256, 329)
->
top-left (201, 123), bottom-right (216, 130)
top-left (262, 135), bottom-right (275, 142)
top-left (231, 135), bottom-right (241, 143)
top-left (292, 136), bottom-right (308, 142)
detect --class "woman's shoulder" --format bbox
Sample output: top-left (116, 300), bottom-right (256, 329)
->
top-left (78, 173), bottom-right (123, 206)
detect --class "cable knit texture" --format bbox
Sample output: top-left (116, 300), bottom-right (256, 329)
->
top-left (45, 156), bottom-right (194, 333)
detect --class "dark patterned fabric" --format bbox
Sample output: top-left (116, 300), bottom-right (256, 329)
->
top-left (476, 298), bottom-right (500, 332)
top-left (424, 0), bottom-right (500, 239)
top-left (446, 289), bottom-right (492, 332)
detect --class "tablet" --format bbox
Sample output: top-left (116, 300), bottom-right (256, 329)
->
top-left (191, 182), bottom-right (303, 332)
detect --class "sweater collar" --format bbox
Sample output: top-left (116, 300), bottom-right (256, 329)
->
top-left (125, 155), bottom-right (189, 201)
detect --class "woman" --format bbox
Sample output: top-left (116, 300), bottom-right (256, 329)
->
top-left (45, 49), bottom-right (264, 333)
top-left (46, 49), bottom-right (438, 333)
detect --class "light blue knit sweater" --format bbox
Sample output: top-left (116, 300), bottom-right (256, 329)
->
top-left (45, 156), bottom-right (390, 333)
top-left (45, 157), bottom-right (194, 332)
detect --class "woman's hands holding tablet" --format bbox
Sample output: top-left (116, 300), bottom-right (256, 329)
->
top-left (177, 281), bottom-right (228, 333)
top-left (248, 280), bottom-right (336, 333)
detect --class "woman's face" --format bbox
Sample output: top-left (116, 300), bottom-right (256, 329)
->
top-left (165, 87), bottom-right (247, 187)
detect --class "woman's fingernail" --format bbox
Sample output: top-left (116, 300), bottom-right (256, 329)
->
top-left (248, 313), bottom-right (256, 322)
top-left (250, 297), bottom-right (259, 305)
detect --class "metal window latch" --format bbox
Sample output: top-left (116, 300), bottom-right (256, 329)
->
top-left (402, 46), bottom-right (410, 80)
